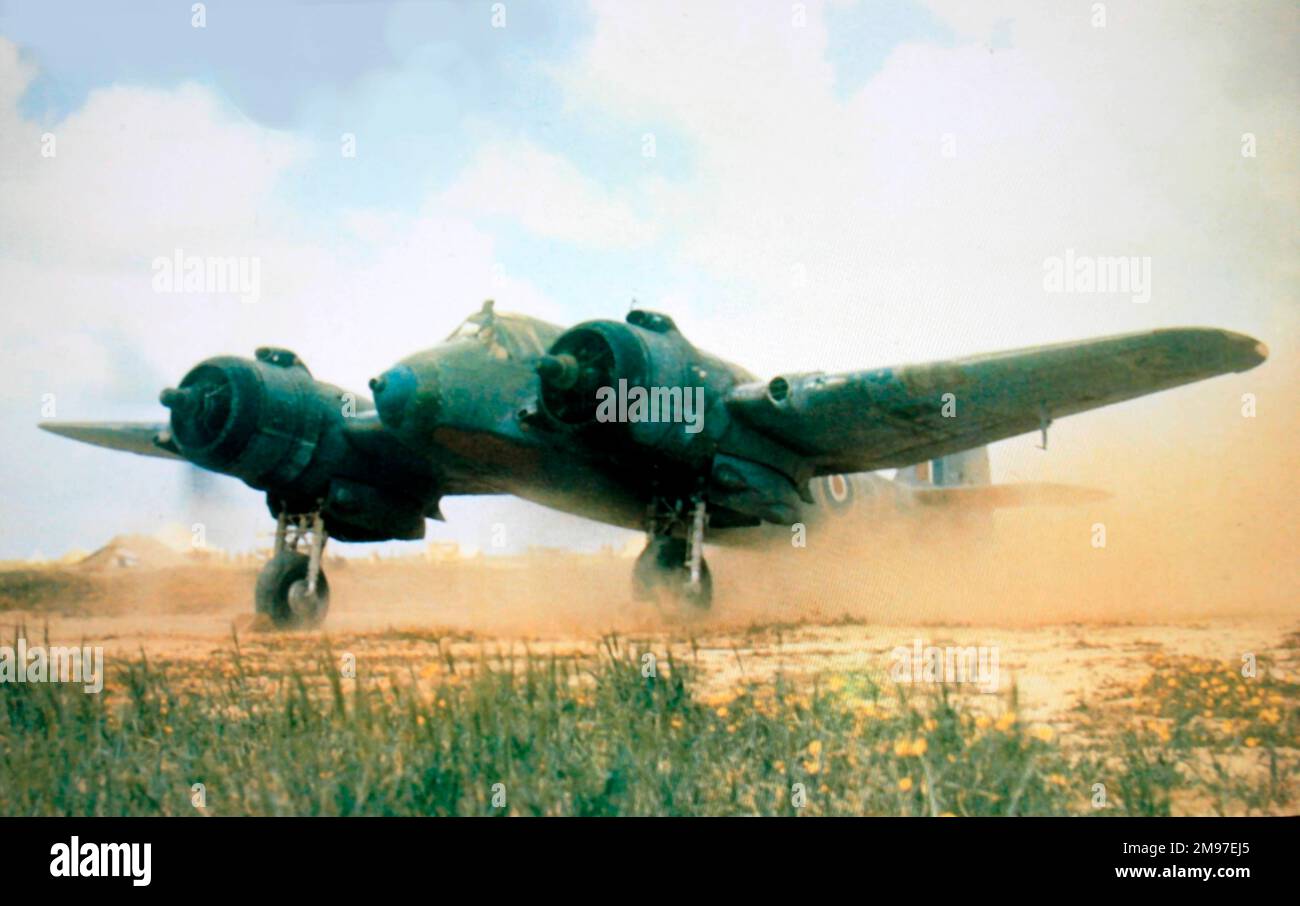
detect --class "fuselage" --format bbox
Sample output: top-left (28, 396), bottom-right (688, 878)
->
top-left (367, 307), bottom-right (913, 542)
top-left (371, 308), bottom-right (759, 531)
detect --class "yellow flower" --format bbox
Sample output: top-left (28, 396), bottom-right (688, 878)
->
top-left (807, 740), bottom-right (823, 757)
top-left (715, 707), bottom-right (729, 718)
top-left (1245, 737), bottom-right (1259, 748)
top-left (701, 690), bottom-right (738, 708)
top-left (911, 737), bottom-right (928, 757)
top-left (670, 716), bottom-right (684, 730)
top-left (802, 759), bottom-right (822, 775)
top-left (995, 712), bottom-right (1016, 732)
top-left (975, 715), bottom-right (992, 730)
top-left (773, 760), bottom-right (786, 773)
top-left (1031, 725), bottom-right (1054, 743)
top-left (893, 739), bottom-right (912, 757)
top-left (898, 777), bottom-right (913, 792)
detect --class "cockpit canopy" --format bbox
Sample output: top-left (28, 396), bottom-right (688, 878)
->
top-left (444, 301), bottom-right (561, 361)
top-left (447, 319), bottom-right (489, 342)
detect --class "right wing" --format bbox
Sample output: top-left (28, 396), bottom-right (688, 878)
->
top-left (725, 327), bottom-right (1267, 475)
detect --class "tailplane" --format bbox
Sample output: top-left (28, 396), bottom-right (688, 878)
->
top-left (894, 446), bottom-right (1108, 510)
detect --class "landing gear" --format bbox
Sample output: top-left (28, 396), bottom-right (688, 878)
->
top-left (256, 509), bottom-right (330, 628)
top-left (633, 496), bottom-right (712, 613)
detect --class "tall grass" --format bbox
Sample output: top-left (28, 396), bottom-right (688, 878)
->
top-left (0, 636), bottom-right (1292, 816)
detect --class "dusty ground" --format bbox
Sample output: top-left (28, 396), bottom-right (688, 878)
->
top-left (3, 553), bottom-right (1296, 728)
top-left (3, 527), bottom-right (1297, 817)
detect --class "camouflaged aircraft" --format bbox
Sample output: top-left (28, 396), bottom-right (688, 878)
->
top-left (40, 301), bottom-right (1267, 626)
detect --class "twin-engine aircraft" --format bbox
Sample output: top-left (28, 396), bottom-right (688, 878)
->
top-left (41, 301), bottom-right (1267, 626)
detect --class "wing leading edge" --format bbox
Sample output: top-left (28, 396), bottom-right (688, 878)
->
top-left (725, 327), bottom-right (1267, 475)
top-left (38, 421), bottom-right (184, 461)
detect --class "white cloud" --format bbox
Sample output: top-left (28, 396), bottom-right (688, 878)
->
top-left (0, 46), bottom-right (304, 270)
top-left (441, 141), bottom-right (658, 249)
top-left (555, 0), bottom-right (1298, 375)
top-left (0, 37), bottom-right (564, 400)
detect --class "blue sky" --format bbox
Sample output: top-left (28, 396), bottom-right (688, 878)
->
top-left (1, 0), bottom-right (952, 317)
top-left (0, 1), bottom-right (1293, 559)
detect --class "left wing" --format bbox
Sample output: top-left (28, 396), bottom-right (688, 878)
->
top-left (725, 327), bottom-right (1267, 475)
top-left (38, 421), bottom-right (184, 461)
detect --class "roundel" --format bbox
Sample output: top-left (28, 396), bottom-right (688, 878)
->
top-left (823, 474), bottom-right (854, 512)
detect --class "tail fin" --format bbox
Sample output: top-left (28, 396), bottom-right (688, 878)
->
top-left (895, 446), bottom-right (991, 488)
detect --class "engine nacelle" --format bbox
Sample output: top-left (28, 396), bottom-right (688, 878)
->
top-left (162, 348), bottom-right (332, 497)
top-left (535, 312), bottom-right (719, 466)
top-left (160, 347), bottom-right (429, 541)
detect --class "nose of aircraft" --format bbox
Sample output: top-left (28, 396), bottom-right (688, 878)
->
top-left (369, 365), bottom-right (421, 430)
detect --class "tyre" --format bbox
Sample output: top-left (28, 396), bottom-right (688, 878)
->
top-left (255, 551), bottom-right (330, 628)
top-left (632, 537), bottom-right (712, 612)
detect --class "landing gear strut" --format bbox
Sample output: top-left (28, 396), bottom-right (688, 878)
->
top-left (255, 508), bottom-right (330, 628)
top-left (633, 496), bottom-right (712, 613)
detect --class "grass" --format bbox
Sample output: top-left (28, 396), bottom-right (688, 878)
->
top-left (0, 634), bottom-right (1294, 816)
top-left (1071, 654), bottom-right (1300, 816)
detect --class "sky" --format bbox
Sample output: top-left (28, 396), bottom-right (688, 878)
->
top-left (0, 0), bottom-right (1295, 559)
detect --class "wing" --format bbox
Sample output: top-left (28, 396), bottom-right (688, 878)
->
top-left (725, 327), bottom-right (1267, 474)
top-left (38, 421), bottom-right (185, 461)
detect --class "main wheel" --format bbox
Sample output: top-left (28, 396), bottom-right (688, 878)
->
top-left (632, 536), bottom-right (713, 613)
top-left (255, 551), bottom-right (330, 628)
